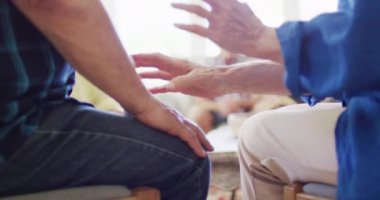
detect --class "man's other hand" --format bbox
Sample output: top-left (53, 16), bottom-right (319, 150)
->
top-left (134, 100), bottom-right (214, 157)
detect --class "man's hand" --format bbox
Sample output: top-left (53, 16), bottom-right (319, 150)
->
top-left (172, 0), bottom-right (283, 63)
top-left (133, 53), bottom-right (226, 98)
top-left (135, 100), bottom-right (214, 157)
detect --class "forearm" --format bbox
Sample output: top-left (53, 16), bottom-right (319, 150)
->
top-left (212, 60), bottom-right (289, 95)
top-left (12, 0), bottom-right (156, 114)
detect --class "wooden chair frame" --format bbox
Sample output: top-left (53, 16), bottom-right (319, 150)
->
top-left (283, 184), bottom-right (332, 200)
top-left (121, 187), bottom-right (160, 200)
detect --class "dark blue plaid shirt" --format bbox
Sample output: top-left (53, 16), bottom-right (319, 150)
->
top-left (0, 2), bottom-right (75, 163)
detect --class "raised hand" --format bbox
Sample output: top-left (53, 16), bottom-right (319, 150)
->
top-left (172, 0), bottom-right (265, 56)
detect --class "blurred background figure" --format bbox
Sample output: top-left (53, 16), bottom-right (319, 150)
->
top-left (188, 49), bottom-right (295, 133)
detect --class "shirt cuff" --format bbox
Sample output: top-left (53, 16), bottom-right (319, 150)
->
top-left (276, 22), bottom-right (305, 97)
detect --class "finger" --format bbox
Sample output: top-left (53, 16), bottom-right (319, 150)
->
top-left (185, 120), bottom-right (214, 152)
top-left (133, 53), bottom-right (166, 67)
top-left (176, 125), bottom-right (208, 157)
top-left (171, 3), bottom-right (211, 19)
top-left (163, 112), bottom-right (208, 157)
top-left (203, 0), bottom-right (222, 9)
top-left (174, 23), bottom-right (210, 38)
top-left (198, 131), bottom-right (214, 152)
top-left (139, 70), bottom-right (173, 80)
top-left (134, 53), bottom-right (188, 74)
top-left (149, 83), bottom-right (177, 94)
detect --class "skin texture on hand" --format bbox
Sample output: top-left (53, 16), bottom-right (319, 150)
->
top-left (12, 0), bottom-right (213, 157)
top-left (134, 101), bottom-right (214, 157)
top-left (134, 53), bottom-right (225, 98)
top-left (172, 0), bottom-right (284, 63)
top-left (133, 53), bottom-right (290, 98)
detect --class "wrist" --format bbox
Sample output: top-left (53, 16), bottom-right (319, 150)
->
top-left (211, 66), bottom-right (236, 95)
top-left (122, 93), bottom-right (160, 116)
top-left (251, 27), bottom-right (284, 63)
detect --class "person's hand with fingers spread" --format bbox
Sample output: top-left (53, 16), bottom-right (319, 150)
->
top-left (171, 0), bottom-right (283, 63)
top-left (133, 53), bottom-right (227, 98)
top-left (134, 99), bottom-right (214, 157)
top-left (133, 53), bottom-right (288, 98)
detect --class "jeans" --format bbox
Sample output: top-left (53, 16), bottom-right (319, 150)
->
top-left (0, 100), bottom-right (211, 200)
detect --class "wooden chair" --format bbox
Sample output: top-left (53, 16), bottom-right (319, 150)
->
top-left (1, 186), bottom-right (160, 200)
top-left (283, 183), bottom-right (334, 200)
top-left (122, 187), bottom-right (160, 200)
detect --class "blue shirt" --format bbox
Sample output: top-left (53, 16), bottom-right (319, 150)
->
top-left (277, 0), bottom-right (380, 199)
top-left (0, 2), bottom-right (75, 162)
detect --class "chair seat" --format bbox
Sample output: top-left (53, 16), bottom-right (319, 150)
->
top-left (1, 185), bottom-right (132, 200)
top-left (284, 183), bottom-right (337, 200)
top-left (303, 183), bottom-right (337, 199)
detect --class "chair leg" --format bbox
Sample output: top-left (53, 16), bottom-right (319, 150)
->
top-left (283, 183), bottom-right (333, 200)
top-left (296, 193), bottom-right (331, 200)
top-left (283, 184), bottom-right (303, 200)
top-left (132, 187), bottom-right (160, 200)
top-left (120, 187), bottom-right (160, 200)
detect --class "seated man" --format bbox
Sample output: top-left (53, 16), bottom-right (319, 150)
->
top-left (238, 103), bottom-right (344, 199)
top-left (0, 1), bottom-right (212, 200)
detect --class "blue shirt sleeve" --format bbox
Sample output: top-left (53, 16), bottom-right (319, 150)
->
top-left (276, 1), bottom-right (380, 101)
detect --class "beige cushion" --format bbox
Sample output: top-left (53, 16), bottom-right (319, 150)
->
top-left (303, 183), bottom-right (337, 199)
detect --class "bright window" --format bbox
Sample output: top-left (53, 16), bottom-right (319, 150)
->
top-left (101, 0), bottom-right (338, 58)
top-left (101, 0), bottom-right (193, 57)
top-left (299, 0), bottom-right (338, 20)
top-left (101, 0), bottom-right (338, 87)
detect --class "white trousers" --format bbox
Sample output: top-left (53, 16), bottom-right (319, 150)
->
top-left (238, 103), bottom-right (345, 200)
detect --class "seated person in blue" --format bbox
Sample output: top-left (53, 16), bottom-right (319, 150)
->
top-left (134, 0), bottom-right (380, 199)
top-left (0, 1), bottom-right (213, 200)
